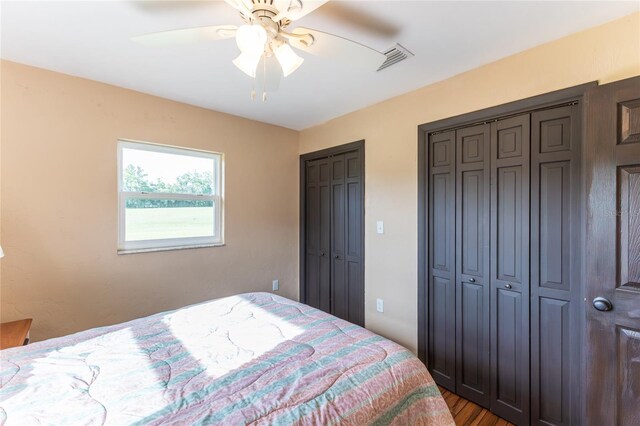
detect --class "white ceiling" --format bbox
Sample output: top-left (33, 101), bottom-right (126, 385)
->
top-left (1, 1), bottom-right (638, 130)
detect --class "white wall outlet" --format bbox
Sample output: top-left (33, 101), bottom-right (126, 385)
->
top-left (376, 298), bottom-right (384, 313)
top-left (376, 221), bottom-right (384, 234)
top-left (272, 279), bottom-right (279, 291)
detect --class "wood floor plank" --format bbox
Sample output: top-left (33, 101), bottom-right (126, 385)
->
top-left (474, 410), bottom-right (499, 426)
top-left (467, 408), bottom-right (491, 426)
top-left (443, 391), bottom-right (458, 405)
top-left (456, 401), bottom-right (484, 425)
top-left (438, 389), bottom-right (512, 426)
top-left (443, 391), bottom-right (460, 410)
top-left (450, 398), bottom-right (469, 416)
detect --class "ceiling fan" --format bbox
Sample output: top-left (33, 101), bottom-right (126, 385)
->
top-left (133, 0), bottom-right (387, 99)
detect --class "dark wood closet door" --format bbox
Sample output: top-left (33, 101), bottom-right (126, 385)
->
top-left (530, 104), bottom-right (582, 426)
top-left (304, 157), bottom-right (331, 313)
top-left (490, 114), bottom-right (530, 425)
top-left (330, 152), bottom-right (364, 326)
top-left (428, 130), bottom-right (457, 390)
top-left (344, 151), bottom-right (364, 326)
top-left (584, 77), bottom-right (640, 426)
top-left (455, 124), bottom-right (491, 406)
top-left (301, 142), bottom-right (364, 328)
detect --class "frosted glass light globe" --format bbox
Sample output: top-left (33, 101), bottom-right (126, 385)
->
top-left (235, 24), bottom-right (268, 55)
top-left (233, 51), bottom-right (263, 78)
top-left (274, 43), bottom-right (304, 77)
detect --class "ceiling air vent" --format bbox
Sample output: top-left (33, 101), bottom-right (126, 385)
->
top-left (377, 43), bottom-right (414, 72)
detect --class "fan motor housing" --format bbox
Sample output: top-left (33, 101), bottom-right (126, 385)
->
top-left (244, 0), bottom-right (292, 29)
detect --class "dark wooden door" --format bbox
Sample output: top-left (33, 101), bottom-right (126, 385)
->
top-left (490, 114), bottom-right (530, 425)
top-left (301, 142), bottom-right (364, 327)
top-left (428, 130), bottom-right (457, 390)
top-left (455, 124), bottom-right (491, 406)
top-left (530, 104), bottom-right (583, 425)
top-left (330, 152), bottom-right (364, 326)
top-left (305, 157), bottom-right (331, 313)
top-left (421, 85), bottom-right (592, 425)
top-left (584, 76), bottom-right (640, 425)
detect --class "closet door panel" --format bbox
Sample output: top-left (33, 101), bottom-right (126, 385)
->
top-left (345, 151), bottom-right (364, 326)
top-left (460, 282), bottom-right (485, 390)
top-left (428, 131), bottom-right (456, 390)
top-left (490, 114), bottom-right (530, 425)
top-left (305, 162), bottom-right (320, 309)
top-left (462, 171), bottom-right (484, 276)
top-left (496, 166), bottom-right (523, 285)
top-left (433, 276), bottom-right (453, 375)
top-left (495, 288), bottom-right (524, 407)
top-left (331, 154), bottom-right (347, 321)
top-left (319, 177), bottom-right (331, 314)
top-left (538, 162), bottom-right (570, 289)
top-left (537, 297), bottom-right (570, 424)
top-left (456, 125), bottom-right (491, 405)
top-left (305, 159), bottom-right (331, 311)
top-left (433, 174), bottom-right (451, 270)
top-left (531, 105), bottom-right (581, 425)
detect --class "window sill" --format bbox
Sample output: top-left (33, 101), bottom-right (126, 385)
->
top-left (118, 243), bottom-right (225, 255)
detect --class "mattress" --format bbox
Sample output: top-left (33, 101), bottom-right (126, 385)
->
top-left (0, 292), bottom-right (453, 425)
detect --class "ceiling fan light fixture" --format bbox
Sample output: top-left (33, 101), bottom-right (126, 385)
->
top-left (274, 42), bottom-right (304, 77)
top-left (233, 51), bottom-right (263, 78)
top-left (235, 24), bottom-right (268, 54)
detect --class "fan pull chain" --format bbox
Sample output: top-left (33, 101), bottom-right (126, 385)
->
top-left (262, 53), bottom-right (267, 102)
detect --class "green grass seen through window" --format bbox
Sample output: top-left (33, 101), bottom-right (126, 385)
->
top-left (125, 207), bottom-right (214, 241)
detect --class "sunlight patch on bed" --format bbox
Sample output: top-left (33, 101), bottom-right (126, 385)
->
top-left (164, 295), bottom-right (304, 379)
top-left (6, 327), bottom-right (168, 425)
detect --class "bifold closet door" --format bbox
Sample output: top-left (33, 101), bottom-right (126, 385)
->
top-left (330, 153), bottom-right (364, 326)
top-left (428, 130), bottom-right (457, 390)
top-left (490, 114), bottom-right (530, 425)
top-left (303, 146), bottom-right (364, 327)
top-left (424, 99), bottom-right (585, 425)
top-left (455, 124), bottom-right (491, 407)
top-left (530, 104), bottom-right (581, 425)
top-left (305, 157), bottom-right (332, 313)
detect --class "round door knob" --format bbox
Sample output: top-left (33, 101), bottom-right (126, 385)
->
top-left (592, 297), bottom-right (613, 312)
top-left (319, 251), bottom-right (326, 257)
top-left (469, 277), bottom-right (476, 283)
top-left (505, 284), bottom-right (512, 289)
top-left (333, 254), bottom-right (340, 259)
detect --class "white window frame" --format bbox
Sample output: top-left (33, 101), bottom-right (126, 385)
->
top-left (117, 139), bottom-right (224, 254)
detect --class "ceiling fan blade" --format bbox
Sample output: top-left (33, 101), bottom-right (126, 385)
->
top-left (289, 27), bottom-right (386, 70)
top-left (313, 2), bottom-right (400, 38)
top-left (132, 1), bottom-right (220, 14)
top-left (224, 0), bottom-right (252, 15)
top-left (279, 0), bottom-right (329, 21)
top-left (132, 25), bottom-right (237, 47)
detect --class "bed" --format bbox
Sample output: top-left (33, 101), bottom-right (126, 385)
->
top-left (0, 293), bottom-right (453, 425)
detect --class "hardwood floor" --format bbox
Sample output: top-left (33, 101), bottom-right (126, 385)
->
top-left (438, 386), bottom-right (515, 426)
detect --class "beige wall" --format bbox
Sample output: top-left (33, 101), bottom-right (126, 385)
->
top-left (299, 13), bottom-right (640, 352)
top-left (0, 60), bottom-right (299, 341)
top-left (1, 12), bottom-right (639, 350)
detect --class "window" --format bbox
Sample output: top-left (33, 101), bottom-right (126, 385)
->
top-left (117, 140), bottom-right (223, 253)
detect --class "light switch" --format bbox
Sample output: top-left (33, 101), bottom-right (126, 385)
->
top-left (376, 221), bottom-right (384, 234)
top-left (376, 298), bottom-right (384, 313)
top-left (272, 279), bottom-right (279, 291)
